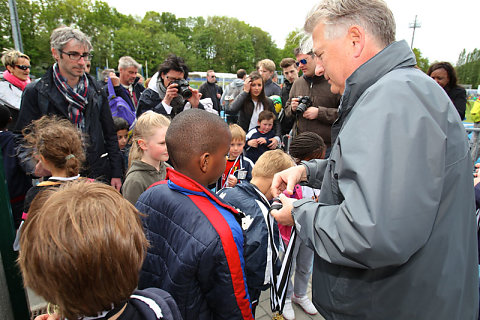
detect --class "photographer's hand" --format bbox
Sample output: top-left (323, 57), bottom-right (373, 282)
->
top-left (291, 98), bottom-right (299, 112)
top-left (303, 106), bottom-right (319, 120)
top-left (164, 83), bottom-right (178, 106)
top-left (187, 88), bottom-right (202, 108)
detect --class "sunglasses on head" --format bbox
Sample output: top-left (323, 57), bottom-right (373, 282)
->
top-left (15, 65), bottom-right (31, 70)
top-left (295, 59), bottom-right (308, 67)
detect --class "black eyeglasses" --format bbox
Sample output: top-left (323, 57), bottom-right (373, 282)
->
top-left (295, 58), bottom-right (308, 67)
top-left (59, 50), bottom-right (93, 61)
top-left (15, 65), bottom-right (31, 70)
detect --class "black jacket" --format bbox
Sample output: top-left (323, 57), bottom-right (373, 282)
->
top-left (228, 91), bottom-right (281, 137)
top-left (15, 67), bottom-right (123, 180)
top-left (446, 85), bottom-right (467, 120)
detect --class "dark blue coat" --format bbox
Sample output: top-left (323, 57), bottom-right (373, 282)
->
top-left (217, 182), bottom-right (281, 297)
top-left (136, 168), bottom-right (253, 320)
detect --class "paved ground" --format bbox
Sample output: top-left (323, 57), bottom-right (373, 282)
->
top-left (27, 277), bottom-right (325, 320)
top-left (255, 279), bottom-right (325, 320)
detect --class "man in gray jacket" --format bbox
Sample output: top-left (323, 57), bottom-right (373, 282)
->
top-left (271, 0), bottom-right (478, 319)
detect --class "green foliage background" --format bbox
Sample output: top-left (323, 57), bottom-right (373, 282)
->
top-left (1, 0), bottom-right (301, 77)
top-left (2, 0), bottom-right (478, 88)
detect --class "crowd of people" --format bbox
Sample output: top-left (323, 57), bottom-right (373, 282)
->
top-left (0, 0), bottom-right (478, 319)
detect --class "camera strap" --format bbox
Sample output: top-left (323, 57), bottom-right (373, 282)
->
top-left (266, 203), bottom-right (297, 316)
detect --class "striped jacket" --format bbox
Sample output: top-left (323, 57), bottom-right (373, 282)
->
top-left (137, 168), bottom-right (253, 320)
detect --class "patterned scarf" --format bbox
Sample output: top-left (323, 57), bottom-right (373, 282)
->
top-left (52, 63), bottom-right (88, 131)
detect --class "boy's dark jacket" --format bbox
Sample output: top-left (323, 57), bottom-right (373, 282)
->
top-left (136, 168), bottom-right (253, 320)
top-left (0, 131), bottom-right (32, 228)
top-left (218, 182), bottom-right (281, 293)
top-left (214, 154), bottom-right (253, 191)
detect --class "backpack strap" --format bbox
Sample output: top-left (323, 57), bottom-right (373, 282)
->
top-left (130, 294), bottom-right (163, 319)
top-left (107, 77), bottom-right (116, 101)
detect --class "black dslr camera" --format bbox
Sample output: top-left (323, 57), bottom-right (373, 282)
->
top-left (171, 79), bottom-right (192, 99)
top-left (296, 96), bottom-right (312, 114)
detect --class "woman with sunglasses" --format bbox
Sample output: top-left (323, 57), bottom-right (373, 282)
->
top-left (229, 71), bottom-right (281, 149)
top-left (0, 49), bottom-right (31, 129)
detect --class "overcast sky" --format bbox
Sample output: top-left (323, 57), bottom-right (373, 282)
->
top-left (104, 0), bottom-right (479, 65)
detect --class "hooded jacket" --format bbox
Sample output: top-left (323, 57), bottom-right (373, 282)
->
top-left (293, 40), bottom-right (478, 319)
top-left (221, 78), bottom-right (244, 110)
top-left (122, 160), bottom-right (170, 205)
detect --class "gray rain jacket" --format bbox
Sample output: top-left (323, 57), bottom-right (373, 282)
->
top-left (293, 40), bottom-right (478, 319)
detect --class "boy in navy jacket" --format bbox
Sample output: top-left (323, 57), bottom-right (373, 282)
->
top-left (137, 109), bottom-right (253, 320)
top-left (245, 110), bottom-right (277, 163)
top-left (218, 149), bottom-right (295, 315)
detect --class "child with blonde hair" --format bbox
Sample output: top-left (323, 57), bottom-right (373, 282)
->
top-left (122, 111), bottom-right (171, 204)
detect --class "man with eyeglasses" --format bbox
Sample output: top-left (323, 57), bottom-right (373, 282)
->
top-left (284, 46), bottom-right (341, 155)
top-left (136, 54), bottom-right (203, 118)
top-left (16, 26), bottom-right (123, 191)
top-left (199, 70), bottom-right (223, 113)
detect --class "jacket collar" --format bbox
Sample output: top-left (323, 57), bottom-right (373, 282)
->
top-left (331, 40), bottom-right (416, 144)
top-left (165, 168), bottom-right (240, 214)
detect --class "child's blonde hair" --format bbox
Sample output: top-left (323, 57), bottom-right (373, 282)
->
top-left (229, 124), bottom-right (246, 142)
top-left (22, 116), bottom-right (85, 177)
top-left (128, 111), bottom-right (170, 168)
top-left (252, 149), bottom-right (295, 179)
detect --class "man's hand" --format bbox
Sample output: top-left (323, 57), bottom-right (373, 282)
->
top-left (109, 72), bottom-right (120, 86)
top-left (187, 88), bottom-right (202, 108)
top-left (111, 178), bottom-right (122, 191)
top-left (267, 138), bottom-right (278, 149)
top-left (303, 106), bottom-right (319, 120)
top-left (270, 194), bottom-right (295, 226)
top-left (290, 97), bottom-right (299, 112)
top-left (271, 165), bottom-right (307, 197)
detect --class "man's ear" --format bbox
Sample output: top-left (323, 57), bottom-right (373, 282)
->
top-left (51, 47), bottom-right (60, 61)
top-left (347, 25), bottom-right (365, 58)
top-left (200, 153), bottom-right (210, 173)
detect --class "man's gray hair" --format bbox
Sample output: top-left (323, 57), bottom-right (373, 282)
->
top-left (304, 0), bottom-right (395, 48)
top-left (118, 56), bottom-right (141, 70)
top-left (50, 26), bottom-right (92, 52)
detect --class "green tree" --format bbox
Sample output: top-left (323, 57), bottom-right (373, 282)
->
top-left (412, 48), bottom-right (429, 73)
top-left (457, 48), bottom-right (480, 89)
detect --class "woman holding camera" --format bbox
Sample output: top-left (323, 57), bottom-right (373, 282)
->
top-left (228, 71), bottom-right (281, 148)
top-left (136, 54), bottom-right (203, 118)
top-left (0, 49), bottom-right (32, 129)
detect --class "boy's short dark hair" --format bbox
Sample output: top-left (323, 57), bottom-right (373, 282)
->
top-left (280, 58), bottom-right (296, 69)
top-left (113, 116), bottom-right (129, 132)
top-left (166, 109), bottom-right (230, 170)
top-left (0, 104), bottom-right (11, 130)
top-left (18, 182), bottom-right (148, 319)
top-left (237, 69), bottom-right (247, 79)
top-left (252, 149), bottom-right (294, 179)
top-left (289, 132), bottom-right (326, 162)
top-left (258, 110), bottom-right (276, 123)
